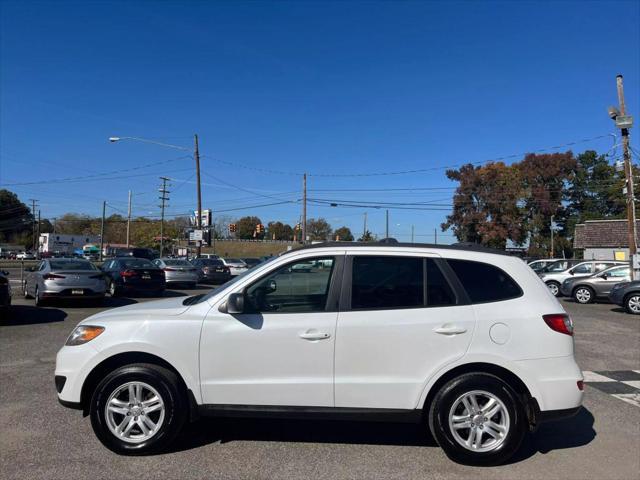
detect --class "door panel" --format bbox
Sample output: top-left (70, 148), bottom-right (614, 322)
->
top-left (199, 255), bottom-right (341, 407)
top-left (335, 305), bottom-right (475, 409)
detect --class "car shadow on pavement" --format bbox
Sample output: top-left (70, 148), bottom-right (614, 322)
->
top-left (1, 305), bottom-right (67, 325)
top-left (101, 297), bottom-right (139, 308)
top-left (170, 417), bottom-right (437, 453)
top-left (609, 307), bottom-right (628, 316)
top-left (508, 407), bottom-right (596, 464)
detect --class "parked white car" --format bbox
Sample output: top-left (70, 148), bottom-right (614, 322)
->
top-left (16, 251), bottom-right (36, 260)
top-left (55, 243), bottom-right (583, 465)
top-left (539, 260), bottom-right (626, 296)
top-left (221, 258), bottom-right (249, 276)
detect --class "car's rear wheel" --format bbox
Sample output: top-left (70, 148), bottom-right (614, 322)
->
top-left (428, 373), bottom-right (526, 466)
top-left (573, 286), bottom-right (594, 304)
top-left (23, 282), bottom-right (32, 299)
top-left (625, 294), bottom-right (640, 315)
top-left (89, 363), bottom-right (187, 455)
top-left (546, 281), bottom-right (560, 297)
top-left (34, 286), bottom-right (45, 307)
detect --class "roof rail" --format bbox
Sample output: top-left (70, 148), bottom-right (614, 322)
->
top-left (286, 241), bottom-right (513, 257)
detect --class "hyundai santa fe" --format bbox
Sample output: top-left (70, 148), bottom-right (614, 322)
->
top-left (55, 242), bottom-right (583, 465)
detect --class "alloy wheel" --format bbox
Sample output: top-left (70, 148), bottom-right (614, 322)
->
top-left (104, 381), bottom-right (165, 444)
top-left (627, 295), bottom-right (640, 314)
top-left (575, 288), bottom-right (592, 304)
top-left (547, 282), bottom-right (559, 296)
top-left (448, 390), bottom-right (510, 453)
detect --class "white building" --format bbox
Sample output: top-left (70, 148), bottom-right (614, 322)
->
top-left (39, 233), bottom-right (100, 254)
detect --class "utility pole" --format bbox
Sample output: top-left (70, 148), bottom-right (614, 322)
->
top-left (36, 210), bottom-right (41, 257)
top-left (29, 199), bottom-right (38, 252)
top-left (411, 224), bottom-right (415, 243)
top-left (302, 173), bottom-right (307, 244)
top-left (385, 209), bottom-right (389, 238)
top-left (126, 190), bottom-right (132, 248)
top-left (194, 134), bottom-right (203, 257)
top-left (550, 215), bottom-right (555, 258)
top-left (363, 212), bottom-right (367, 239)
top-left (52, 217), bottom-right (57, 235)
top-left (100, 201), bottom-right (106, 261)
top-left (434, 228), bottom-right (438, 244)
top-left (159, 177), bottom-right (171, 258)
top-left (612, 75), bottom-right (637, 279)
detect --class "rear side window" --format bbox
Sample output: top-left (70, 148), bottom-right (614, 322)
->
top-left (351, 256), bottom-right (423, 309)
top-left (447, 259), bottom-right (522, 304)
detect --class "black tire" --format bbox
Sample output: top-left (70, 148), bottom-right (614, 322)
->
top-left (34, 286), bottom-right (46, 307)
top-left (89, 363), bottom-right (187, 455)
top-left (573, 286), bottom-right (594, 304)
top-left (428, 373), bottom-right (526, 466)
top-left (624, 293), bottom-right (640, 315)
top-left (108, 280), bottom-right (120, 297)
top-left (546, 281), bottom-right (561, 297)
top-left (23, 282), bottom-right (33, 299)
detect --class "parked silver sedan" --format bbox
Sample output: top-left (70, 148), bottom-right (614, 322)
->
top-left (23, 258), bottom-right (106, 306)
top-left (560, 264), bottom-right (631, 304)
top-left (152, 258), bottom-right (199, 287)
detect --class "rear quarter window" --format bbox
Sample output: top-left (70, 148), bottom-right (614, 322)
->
top-left (447, 259), bottom-right (523, 304)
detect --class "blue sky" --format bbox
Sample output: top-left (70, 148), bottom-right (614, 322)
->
top-left (1, 0), bottom-right (638, 242)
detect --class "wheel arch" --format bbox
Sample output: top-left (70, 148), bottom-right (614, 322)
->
top-left (421, 362), bottom-right (533, 419)
top-left (79, 351), bottom-right (195, 417)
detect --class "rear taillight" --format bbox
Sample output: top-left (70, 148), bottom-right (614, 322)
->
top-left (543, 314), bottom-right (573, 336)
top-left (43, 273), bottom-right (65, 280)
top-left (120, 270), bottom-right (137, 278)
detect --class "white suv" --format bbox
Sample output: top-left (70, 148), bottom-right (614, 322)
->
top-left (55, 243), bottom-right (583, 465)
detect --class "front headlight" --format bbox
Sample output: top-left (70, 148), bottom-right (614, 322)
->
top-left (65, 325), bottom-right (105, 346)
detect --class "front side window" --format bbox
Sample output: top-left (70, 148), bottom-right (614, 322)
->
top-left (447, 259), bottom-right (522, 304)
top-left (245, 257), bottom-right (335, 313)
top-left (604, 267), bottom-right (630, 278)
top-left (351, 256), bottom-right (423, 309)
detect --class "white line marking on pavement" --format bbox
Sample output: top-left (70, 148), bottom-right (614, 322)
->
top-left (612, 393), bottom-right (640, 408)
top-left (622, 380), bottom-right (640, 389)
top-left (582, 371), bottom-right (616, 382)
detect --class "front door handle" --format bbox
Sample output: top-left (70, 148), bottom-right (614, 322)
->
top-left (433, 325), bottom-right (467, 335)
top-left (299, 331), bottom-right (331, 341)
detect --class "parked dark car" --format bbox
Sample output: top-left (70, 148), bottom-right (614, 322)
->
top-left (190, 258), bottom-right (231, 284)
top-left (101, 257), bottom-right (165, 297)
top-left (114, 248), bottom-right (158, 260)
top-left (608, 280), bottom-right (640, 314)
top-left (0, 270), bottom-right (11, 315)
top-left (242, 257), bottom-right (263, 269)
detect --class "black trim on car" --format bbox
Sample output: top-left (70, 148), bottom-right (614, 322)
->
top-left (198, 404), bottom-right (423, 423)
top-left (58, 397), bottom-right (82, 410)
top-left (288, 241), bottom-right (515, 257)
top-left (55, 375), bottom-right (66, 393)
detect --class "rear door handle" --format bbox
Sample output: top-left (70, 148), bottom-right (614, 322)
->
top-left (433, 325), bottom-right (467, 335)
top-left (299, 331), bottom-right (331, 341)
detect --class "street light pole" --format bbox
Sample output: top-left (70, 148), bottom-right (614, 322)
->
top-left (194, 134), bottom-right (203, 257)
top-left (126, 190), bottom-right (132, 248)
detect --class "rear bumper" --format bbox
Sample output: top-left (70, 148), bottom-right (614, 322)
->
top-left (41, 291), bottom-right (105, 300)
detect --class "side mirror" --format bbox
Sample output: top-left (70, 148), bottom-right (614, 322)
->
top-left (569, 270), bottom-right (575, 275)
top-left (225, 293), bottom-right (245, 314)
top-left (267, 279), bottom-right (277, 293)
top-left (601, 273), bottom-right (608, 280)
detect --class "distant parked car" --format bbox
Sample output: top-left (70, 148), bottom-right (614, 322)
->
top-left (23, 258), bottom-right (106, 306)
top-left (16, 252), bottom-right (36, 260)
top-left (241, 258), bottom-right (262, 269)
top-left (560, 265), bottom-right (631, 303)
top-left (198, 253), bottom-right (220, 260)
top-left (152, 258), bottom-right (199, 288)
top-left (190, 258), bottom-right (231, 284)
top-left (221, 258), bottom-right (249, 276)
top-left (608, 280), bottom-right (640, 314)
top-left (114, 248), bottom-right (158, 260)
top-left (539, 260), bottom-right (626, 297)
top-left (101, 258), bottom-right (165, 297)
top-left (527, 259), bottom-right (562, 273)
top-left (0, 270), bottom-right (11, 315)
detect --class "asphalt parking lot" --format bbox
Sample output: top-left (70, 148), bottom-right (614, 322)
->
top-left (1, 281), bottom-right (639, 480)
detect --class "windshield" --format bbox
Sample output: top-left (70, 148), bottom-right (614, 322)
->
top-left (189, 255), bottom-right (280, 304)
top-left (201, 259), bottom-right (223, 266)
top-left (50, 260), bottom-right (97, 271)
top-left (543, 260), bottom-right (573, 272)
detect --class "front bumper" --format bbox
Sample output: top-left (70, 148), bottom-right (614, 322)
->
top-left (608, 289), bottom-right (625, 306)
top-left (55, 343), bottom-right (100, 404)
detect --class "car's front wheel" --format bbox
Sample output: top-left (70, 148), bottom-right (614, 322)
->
top-left (89, 363), bottom-right (187, 455)
top-left (625, 293), bottom-right (640, 315)
top-left (428, 373), bottom-right (526, 466)
top-left (573, 286), bottom-right (594, 304)
top-left (546, 281), bottom-right (560, 297)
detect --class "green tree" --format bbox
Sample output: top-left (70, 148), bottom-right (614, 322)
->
top-left (358, 229), bottom-right (376, 242)
top-left (0, 189), bottom-right (33, 243)
top-left (306, 217), bottom-right (332, 241)
top-left (235, 216), bottom-right (263, 239)
top-left (267, 221), bottom-right (294, 240)
top-left (333, 226), bottom-right (354, 241)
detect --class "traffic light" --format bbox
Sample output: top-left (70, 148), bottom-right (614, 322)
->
top-left (294, 223), bottom-right (301, 231)
top-left (229, 223), bottom-right (237, 233)
top-left (256, 223), bottom-right (264, 234)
